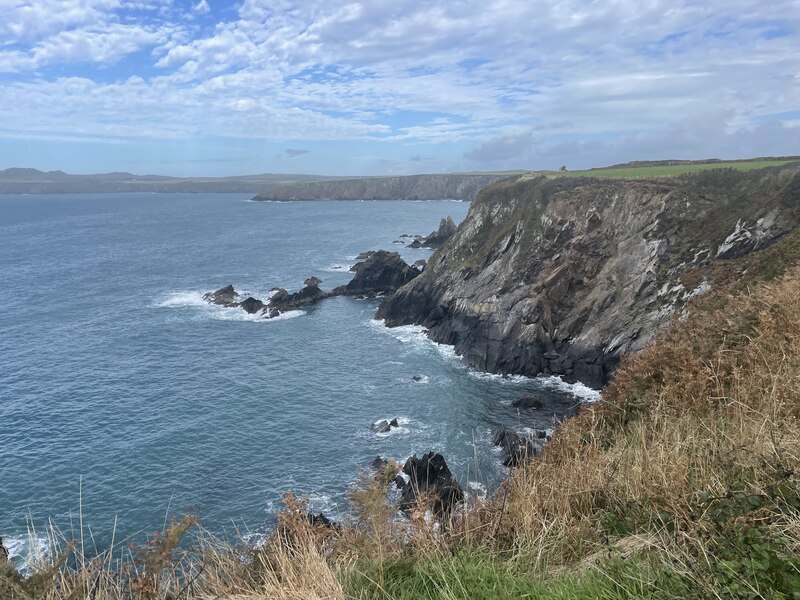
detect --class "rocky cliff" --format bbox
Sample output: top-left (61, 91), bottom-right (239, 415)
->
top-left (377, 164), bottom-right (800, 388)
top-left (252, 173), bottom-right (510, 201)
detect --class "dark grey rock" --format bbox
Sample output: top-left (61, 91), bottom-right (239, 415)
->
top-left (332, 251), bottom-right (420, 298)
top-left (267, 278), bottom-right (328, 315)
top-left (398, 452), bottom-right (463, 517)
top-left (492, 427), bottom-right (537, 467)
top-left (202, 284), bottom-right (237, 306)
top-left (239, 296), bottom-right (265, 314)
top-left (421, 216), bottom-right (457, 249)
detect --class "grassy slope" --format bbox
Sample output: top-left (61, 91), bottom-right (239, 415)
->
top-left (552, 159), bottom-right (798, 179)
top-left (4, 179), bottom-right (800, 600)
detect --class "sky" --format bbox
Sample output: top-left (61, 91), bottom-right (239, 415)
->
top-left (0, 0), bottom-right (798, 176)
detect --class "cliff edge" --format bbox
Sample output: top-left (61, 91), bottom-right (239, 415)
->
top-left (377, 164), bottom-right (800, 387)
top-left (252, 173), bottom-right (511, 201)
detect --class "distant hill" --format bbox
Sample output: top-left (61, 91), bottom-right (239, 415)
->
top-left (252, 173), bottom-right (513, 201)
top-left (0, 169), bottom-right (344, 194)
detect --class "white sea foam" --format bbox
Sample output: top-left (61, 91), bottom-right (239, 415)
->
top-left (153, 291), bottom-right (306, 323)
top-left (372, 416), bottom-right (412, 437)
top-left (367, 320), bottom-right (459, 362)
top-left (537, 375), bottom-right (602, 403)
top-left (520, 426), bottom-right (553, 439)
top-left (308, 492), bottom-right (338, 515)
top-left (468, 371), bottom-right (534, 384)
top-left (324, 263), bottom-right (353, 272)
top-left (153, 291), bottom-right (209, 308)
top-left (467, 481), bottom-right (487, 500)
top-left (367, 319), bottom-right (602, 402)
top-left (4, 533), bottom-right (50, 574)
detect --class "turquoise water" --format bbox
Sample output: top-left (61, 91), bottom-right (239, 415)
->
top-left (0, 193), bottom-right (592, 564)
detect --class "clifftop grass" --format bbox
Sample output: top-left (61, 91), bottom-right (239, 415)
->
top-left (5, 227), bottom-right (800, 599)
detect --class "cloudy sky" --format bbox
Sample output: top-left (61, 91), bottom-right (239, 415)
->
top-left (0, 0), bottom-right (798, 176)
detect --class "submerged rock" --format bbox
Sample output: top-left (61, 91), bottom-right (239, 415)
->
top-left (398, 452), bottom-right (463, 517)
top-left (512, 394), bottom-right (544, 410)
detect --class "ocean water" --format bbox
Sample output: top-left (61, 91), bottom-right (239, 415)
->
top-left (0, 193), bottom-right (595, 565)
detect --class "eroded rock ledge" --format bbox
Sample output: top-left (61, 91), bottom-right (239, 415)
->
top-left (377, 164), bottom-right (800, 388)
top-left (203, 250), bottom-right (422, 319)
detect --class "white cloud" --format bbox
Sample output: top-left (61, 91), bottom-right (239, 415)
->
top-left (0, 0), bottom-right (798, 171)
top-left (193, 1), bottom-right (210, 15)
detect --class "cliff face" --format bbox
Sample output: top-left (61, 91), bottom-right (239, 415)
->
top-left (252, 174), bottom-right (510, 201)
top-left (377, 164), bottom-right (800, 388)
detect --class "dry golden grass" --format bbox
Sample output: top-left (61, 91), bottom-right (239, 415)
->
top-left (462, 266), bottom-right (800, 590)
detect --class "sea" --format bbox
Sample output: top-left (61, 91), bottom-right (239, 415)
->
top-left (0, 192), bottom-right (598, 568)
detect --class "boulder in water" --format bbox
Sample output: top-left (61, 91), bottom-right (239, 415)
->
top-left (202, 284), bottom-right (237, 306)
top-left (267, 277), bottom-right (328, 315)
top-left (239, 296), bottom-right (265, 314)
top-left (372, 418), bottom-right (400, 433)
top-left (398, 452), bottom-right (463, 517)
top-left (512, 394), bottom-right (544, 410)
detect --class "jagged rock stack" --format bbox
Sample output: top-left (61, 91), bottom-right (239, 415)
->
top-left (397, 451), bottom-right (463, 517)
top-left (408, 216), bottom-right (457, 249)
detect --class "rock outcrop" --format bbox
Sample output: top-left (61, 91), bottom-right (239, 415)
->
top-left (377, 164), bottom-right (800, 388)
top-left (252, 174), bottom-right (510, 202)
top-left (397, 452), bottom-right (463, 517)
top-left (203, 285), bottom-right (237, 306)
top-left (332, 250), bottom-right (421, 297)
top-left (406, 216), bottom-right (458, 249)
top-left (268, 279), bottom-right (327, 314)
top-left (422, 216), bottom-right (458, 248)
top-left (372, 418), bottom-right (400, 433)
top-left (202, 251), bottom-right (422, 318)
top-left (492, 427), bottom-right (537, 467)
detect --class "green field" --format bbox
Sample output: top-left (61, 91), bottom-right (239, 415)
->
top-left (549, 158), bottom-right (798, 179)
